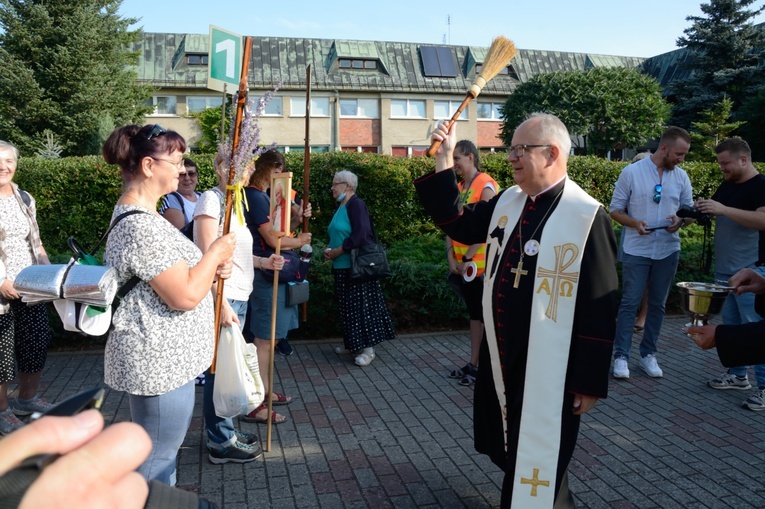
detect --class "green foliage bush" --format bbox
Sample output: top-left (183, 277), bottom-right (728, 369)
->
top-left (14, 151), bottom-right (734, 344)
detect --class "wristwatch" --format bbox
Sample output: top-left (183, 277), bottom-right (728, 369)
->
top-left (462, 255), bottom-right (473, 262)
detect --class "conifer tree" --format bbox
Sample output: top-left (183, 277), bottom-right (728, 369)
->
top-left (670, 0), bottom-right (765, 128)
top-left (0, 0), bottom-right (153, 155)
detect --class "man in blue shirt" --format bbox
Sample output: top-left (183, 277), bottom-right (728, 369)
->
top-left (610, 127), bottom-right (693, 379)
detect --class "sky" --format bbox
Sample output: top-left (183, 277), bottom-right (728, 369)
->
top-left (119, 0), bottom-right (765, 58)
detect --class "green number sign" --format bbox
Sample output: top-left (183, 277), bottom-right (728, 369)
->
top-left (208, 25), bottom-right (242, 94)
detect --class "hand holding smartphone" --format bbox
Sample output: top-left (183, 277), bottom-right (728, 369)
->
top-left (645, 220), bottom-right (673, 231)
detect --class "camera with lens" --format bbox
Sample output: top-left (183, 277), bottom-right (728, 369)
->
top-left (676, 204), bottom-right (713, 226)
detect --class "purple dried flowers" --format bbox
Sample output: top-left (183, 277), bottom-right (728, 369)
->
top-left (218, 85), bottom-right (280, 186)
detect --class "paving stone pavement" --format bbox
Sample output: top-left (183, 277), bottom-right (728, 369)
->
top-left (22, 315), bottom-right (765, 508)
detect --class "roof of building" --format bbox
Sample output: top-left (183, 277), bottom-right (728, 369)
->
top-left (131, 32), bottom-right (646, 94)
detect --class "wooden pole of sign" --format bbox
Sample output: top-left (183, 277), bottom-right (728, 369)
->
top-left (211, 37), bottom-right (252, 373)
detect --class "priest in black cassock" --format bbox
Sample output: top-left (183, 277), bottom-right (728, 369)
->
top-left (415, 113), bottom-right (618, 509)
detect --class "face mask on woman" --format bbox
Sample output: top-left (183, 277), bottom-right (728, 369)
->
top-left (336, 192), bottom-right (347, 203)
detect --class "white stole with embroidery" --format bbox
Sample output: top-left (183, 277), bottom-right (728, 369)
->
top-left (481, 178), bottom-right (600, 508)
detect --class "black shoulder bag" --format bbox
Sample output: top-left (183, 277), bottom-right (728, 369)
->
top-left (349, 220), bottom-right (391, 282)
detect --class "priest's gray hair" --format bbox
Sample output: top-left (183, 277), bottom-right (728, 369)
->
top-left (0, 141), bottom-right (19, 162)
top-left (334, 170), bottom-right (358, 191)
top-left (527, 112), bottom-right (572, 162)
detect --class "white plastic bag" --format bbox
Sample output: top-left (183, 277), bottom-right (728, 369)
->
top-left (212, 325), bottom-right (251, 418)
top-left (243, 343), bottom-right (265, 414)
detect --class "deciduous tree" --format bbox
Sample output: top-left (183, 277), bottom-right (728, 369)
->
top-left (501, 67), bottom-right (670, 155)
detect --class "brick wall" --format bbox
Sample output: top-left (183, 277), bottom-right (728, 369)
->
top-left (477, 121), bottom-right (504, 148)
top-left (339, 119), bottom-right (381, 146)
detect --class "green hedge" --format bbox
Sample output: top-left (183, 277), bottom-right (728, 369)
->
top-left (14, 152), bottom-right (734, 344)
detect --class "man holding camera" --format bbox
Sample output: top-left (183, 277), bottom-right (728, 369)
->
top-left (610, 127), bottom-right (694, 379)
top-left (695, 138), bottom-right (765, 411)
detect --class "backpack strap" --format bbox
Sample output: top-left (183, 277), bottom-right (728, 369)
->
top-left (18, 190), bottom-right (31, 208)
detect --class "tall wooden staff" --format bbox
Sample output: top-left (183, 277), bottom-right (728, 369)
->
top-left (300, 64), bottom-right (312, 322)
top-left (211, 36), bottom-right (253, 373)
top-left (426, 36), bottom-right (517, 157)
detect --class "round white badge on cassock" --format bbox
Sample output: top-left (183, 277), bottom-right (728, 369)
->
top-left (524, 239), bottom-right (540, 257)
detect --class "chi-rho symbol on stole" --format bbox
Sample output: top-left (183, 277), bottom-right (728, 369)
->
top-left (535, 243), bottom-right (580, 322)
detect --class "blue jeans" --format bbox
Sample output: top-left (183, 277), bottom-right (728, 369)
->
top-left (129, 379), bottom-right (195, 486)
top-left (718, 267), bottom-right (765, 387)
top-left (203, 298), bottom-right (247, 449)
top-left (613, 251), bottom-right (679, 361)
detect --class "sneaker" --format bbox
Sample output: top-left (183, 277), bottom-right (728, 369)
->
top-left (459, 364), bottom-right (478, 386)
top-left (208, 440), bottom-right (262, 464)
top-left (10, 396), bottom-right (53, 416)
top-left (207, 430), bottom-right (258, 451)
top-left (613, 358), bottom-right (630, 379)
top-left (0, 408), bottom-right (24, 435)
top-left (742, 388), bottom-right (765, 411)
top-left (234, 429), bottom-right (258, 445)
top-left (708, 372), bottom-right (751, 391)
top-left (639, 354), bottom-right (663, 378)
top-left (276, 338), bottom-right (293, 356)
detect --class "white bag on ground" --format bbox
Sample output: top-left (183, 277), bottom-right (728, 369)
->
top-left (213, 325), bottom-right (253, 418)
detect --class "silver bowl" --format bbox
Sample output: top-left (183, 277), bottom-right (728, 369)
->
top-left (676, 282), bottom-right (732, 326)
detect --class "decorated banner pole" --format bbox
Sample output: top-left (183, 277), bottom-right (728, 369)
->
top-left (266, 172), bottom-right (292, 451)
top-left (426, 36), bottom-right (517, 157)
top-left (300, 64), bottom-right (312, 322)
top-left (211, 36), bottom-right (253, 374)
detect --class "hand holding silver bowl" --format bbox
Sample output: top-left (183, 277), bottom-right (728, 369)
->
top-left (676, 282), bottom-right (732, 327)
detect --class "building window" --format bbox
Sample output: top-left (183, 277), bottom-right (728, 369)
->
top-left (340, 99), bottom-right (379, 118)
top-left (434, 100), bottom-right (467, 120)
top-left (187, 96), bottom-right (223, 114)
top-left (338, 58), bottom-right (379, 71)
top-left (342, 146), bottom-right (379, 153)
top-left (392, 146), bottom-right (427, 157)
top-left (291, 97), bottom-right (330, 117)
top-left (144, 96), bottom-right (177, 116)
top-left (283, 145), bottom-right (330, 153)
top-left (476, 64), bottom-right (519, 80)
top-left (186, 54), bottom-right (208, 65)
top-left (391, 99), bottom-right (426, 118)
top-left (250, 96), bottom-right (283, 116)
top-left (477, 102), bottom-right (503, 121)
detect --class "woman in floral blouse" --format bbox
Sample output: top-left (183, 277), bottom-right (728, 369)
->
top-left (101, 124), bottom-right (235, 485)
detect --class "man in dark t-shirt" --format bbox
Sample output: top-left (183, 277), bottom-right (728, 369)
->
top-left (696, 137), bottom-right (765, 411)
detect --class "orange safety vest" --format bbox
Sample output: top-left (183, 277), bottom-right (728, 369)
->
top-left (452, 172), bottom-right (498, 277)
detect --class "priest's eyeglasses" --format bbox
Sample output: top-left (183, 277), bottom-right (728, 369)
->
top-left (508, 144), bottom-right (551, 158)
top-left (653, 184), bottom-right (662, 204)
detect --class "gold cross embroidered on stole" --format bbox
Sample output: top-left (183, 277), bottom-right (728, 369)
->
top-left (536, 243), bottom-right (579, 322)
top-left (520, 468), bottom-right (550, 497)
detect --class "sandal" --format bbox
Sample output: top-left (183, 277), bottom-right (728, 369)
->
top-left (355, 352), bottom-right (375, 367)
top-left (265, 392), bottom-right (292, 406)
top-left (241, 403), bottom-right (288, 424)
top-left (449, 363), bottom-right (472, 379)
top-left (633, 325), bottom-right (645, 333)
top-left (459, 365), bottom-right (478, 386)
